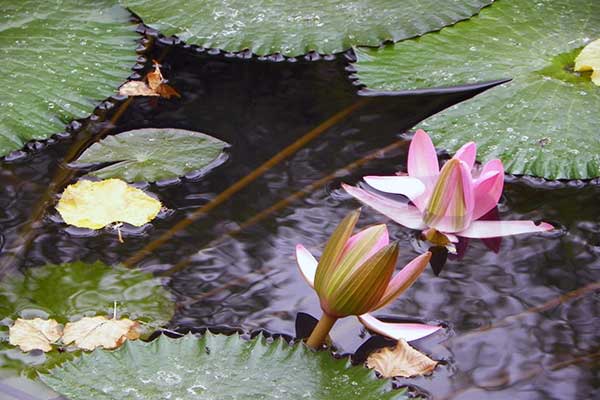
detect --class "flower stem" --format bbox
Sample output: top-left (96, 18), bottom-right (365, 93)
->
top-left (306, 313), bottom-right (338, 349)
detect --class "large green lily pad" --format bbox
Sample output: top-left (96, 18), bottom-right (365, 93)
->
top-left (0, 261), bottom-right (174, 377)
top-left (354, 0), bottom-right (600, 179)
top-left (123, 0), bottom-right (493, 57)
top-left (71, 128), bottom-right (229, 182)
top-left (42, 333), bottom-right (408, 400)
top-left (0, 0), bottom-right (138, 157)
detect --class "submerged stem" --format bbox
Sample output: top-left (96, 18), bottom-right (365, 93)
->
top-left (306, 313), bottom-right (338, 349)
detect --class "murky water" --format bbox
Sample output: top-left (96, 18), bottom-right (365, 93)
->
top-left (0, 38), bottom-right (598, 399)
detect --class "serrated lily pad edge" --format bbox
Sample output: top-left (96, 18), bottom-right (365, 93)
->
top-left (129, 0), bottom-right (495, 60)
top-left (40, 332), bottom-right (411, 397)
top-left (2, 28), bottom-right (146, 163)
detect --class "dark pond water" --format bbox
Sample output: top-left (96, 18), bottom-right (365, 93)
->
top-left (0, 36), bottom-right (598, 399)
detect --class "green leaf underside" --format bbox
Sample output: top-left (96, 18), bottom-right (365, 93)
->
top-left (71, 128), bottom-right (229, 182)
top-left (123, 0), bottom-right (493, 57)
top-left (0, 0), bottom-right (137, 157)
top-left (354, 0), bottom-right (600, 179)
top-left (42, 333), bottom-right (407, 400)
top-left (0, 262), bottom-right (174, 377)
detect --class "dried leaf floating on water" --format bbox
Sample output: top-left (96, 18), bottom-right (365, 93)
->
top-left (9, 318), bottom-right (62, 352)
top-left (118, 62), bottom-right (180, 98)
top-left (62, 316), bottom-right (140, 351)
top-left (366, 339), bottom-right (438, 378)
top-left (575, 38), bottom-right (600, 86)
top-left (55, 179), bottom-right (162, 229)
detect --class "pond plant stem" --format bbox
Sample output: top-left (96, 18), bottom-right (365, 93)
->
top-left (162, 137), bottom-right (409, 277)
top-left (124, 98), bottom-right (370, 267)
top-left (306, 313), bottom-right (338, 349)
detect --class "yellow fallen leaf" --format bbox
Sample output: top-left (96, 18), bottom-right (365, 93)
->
top-left (9, 318), bottom-right (62, 352)
top-left (366, 339), bottom-right (438, 378)
top-left (62, 316), bottom-right (141, 351)
top-left (56, 179), bottom-right (162, 229)
top-left (575, 38), bottom-right (600, 86)
top-left (118, 61), bottom-right (180, 98)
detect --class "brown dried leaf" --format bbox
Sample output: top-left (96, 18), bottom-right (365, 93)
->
top-left (9, 318), bottom-right (62, 352)
top-left (62, 316), bottom-right (140, 351)
top-left (118, 81), bottom-right (160, 97)
top-left (366, 339), bottom-right (438, 378)
top-left (118, 62), bottom-right (179, 98)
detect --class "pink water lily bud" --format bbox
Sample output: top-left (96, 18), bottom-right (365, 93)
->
top-left (296, 210), bottom-right (436, 347)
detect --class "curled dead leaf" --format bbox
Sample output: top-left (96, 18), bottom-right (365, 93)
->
top-left (56, 179), bottom-right (162, 230)
top-left (366, 339), bottom-right (438, 378)
top-left (118, 81), bottom-right (159, 97)
top-left (63, 316), bottom-right (141, 351)
top-left (118, 61), bottom-right (180, 98)
top-left (9, 318), bottom-right (62, 352)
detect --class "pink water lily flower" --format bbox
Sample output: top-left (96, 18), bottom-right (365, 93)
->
top-left (343, 130), bottom-right (553, 245)
top-left (296, 210), bottom-right (441, 347)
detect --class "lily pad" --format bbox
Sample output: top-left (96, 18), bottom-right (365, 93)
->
top-left (71, 128), bottom-right (229, 182)
top-left (0, 261), bottom-right (173, 377)
top-left (354, 0), bottom-right (600, 179)
top-left (42, 333), bottom-right (408, 400)
top-left (0, 0), bottom-right (138, 157)
top-left (123, 0), bottom-right (493, 57)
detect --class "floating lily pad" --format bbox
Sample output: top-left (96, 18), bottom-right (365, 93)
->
top-left (123, 0), bottom-right (492, 56)
top-left (42, 333), bottom-right (408, 400)
top-left (71, 128), bottom-right (228, 182)
top-left (0, 0), bottom-right (138, 157)
top-left (0, 261), bottom-right (174, 377)
top-left (354, 0), bottom-right (600, 179)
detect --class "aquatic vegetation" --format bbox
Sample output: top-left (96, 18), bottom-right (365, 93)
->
top-left (296, 210), bottom-right (439, 348)
top-left (42, 333), bottom-right (410, 400)
top-left (55, 179), bottom-right (162, 230)
top-left (344, 130), bottom-right (553, 246)
top-left (0, 261), bottom-right (174, 377)
top-left (123, 0), bottom-right (492, 56)
top-left (71, 128), bottom-right (228, 182)
top-left (354, 0), bottom-right (600, 179)
top-left (0, 0), bottom-right (138, 157)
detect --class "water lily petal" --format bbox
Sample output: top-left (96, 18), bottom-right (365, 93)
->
top-left (375, 252), bottom-right (432, 309)
top-left (423, 159), bottom-right (474, 233)
top-left (341, 225), bottom-right (389, 266)
top-left (364, 176), bottom-right (426, 207)
top-left (408, 130), bottom-right (439, 188)
top-left (295, 244), bottom-right (318, 288)
top-left (327, 243), bottom-right (399, 317)
top-left (458, 220), bottom-right (554, 238)
top-left (314, 209), bottom-right (360, 293)
top-left (343, 184), bottom-right (426, 230)
top-left (453, 141), bottom-right (477, 170)
top-left (358, 314), bottom-right (441, 342)
top-left (473, 159), bottom-right (504, 220)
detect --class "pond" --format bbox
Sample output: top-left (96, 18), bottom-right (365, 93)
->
top-left (1, 3), bottom-right (599, 400)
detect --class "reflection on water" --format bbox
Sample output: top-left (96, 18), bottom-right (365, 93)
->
top-left (0, 41), bottom-right (598, 399)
